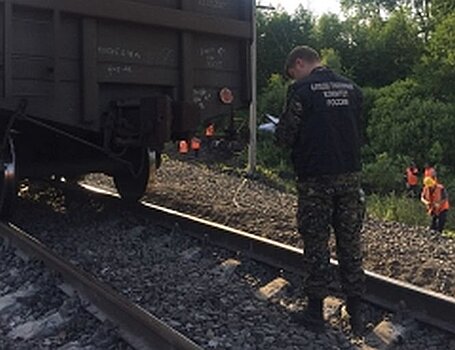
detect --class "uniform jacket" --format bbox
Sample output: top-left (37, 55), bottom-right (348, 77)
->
top-left (406, 167), bottom-right (419, 186)
top-left (276, 67), bottom-right (363, 179)
top-left (421, 184), bottom-right (450, 215)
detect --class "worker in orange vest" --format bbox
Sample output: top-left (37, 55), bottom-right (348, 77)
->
top-left (205, 124), bottom-right (215, 138)
top-left (191, 137), bottom-right (201, 157)
top-left (205, 123), bottom-right (215, 149)
top-left (405, 162), bottom-right (419, 197)
top-left (421, 177), bottom-right (450, 232)
top-left (423, 163), bottom-right (437, 182)
top-left (178, 140), bottom-right (189, 154)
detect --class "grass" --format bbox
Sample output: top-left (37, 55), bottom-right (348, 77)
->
top-left (367, 193), bottom-right (455, 235)
top-left (443, 230), bottom-right (455, 239)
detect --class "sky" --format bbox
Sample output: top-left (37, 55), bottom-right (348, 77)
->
top-left (261, 0), bottom-right (341, 17)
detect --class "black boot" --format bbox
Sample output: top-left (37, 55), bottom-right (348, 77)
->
top-left (291, 297), bottom-right (325, 332)
top-left (347, 296), bottom-right (364, 336)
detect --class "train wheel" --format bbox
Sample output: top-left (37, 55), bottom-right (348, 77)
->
top-left (113, 147), bottom-right (149, 202)
top-left (0, 137), bottom-right (16, 219)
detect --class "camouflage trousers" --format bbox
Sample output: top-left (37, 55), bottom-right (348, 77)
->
top-left (297, 172), bottom-right (366, 299)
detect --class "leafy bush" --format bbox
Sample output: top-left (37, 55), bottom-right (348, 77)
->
top-left (362, 153), bottom-right (408, 194)
top-left (321, 48), bottom-right (343, 73)
top-left (417, 12), bottom-right (455, 101)
top-left (367, 193), bottom-right (455, 232)
top-left (367, 193), bottom-right (428, 226)
top-left (257, 74), bottom-right (288, 118)
top-left (256, 133), bottom-right (293, 177)
top-left (256, 73), bottom-right (294, 184)
top-left (366, 79), bottom-right (455, 167)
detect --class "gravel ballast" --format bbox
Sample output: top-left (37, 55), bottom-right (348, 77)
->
top-left (85, 158), bottom-right (455, 299)
top-left (12, 182), bottom-right (455, 350)
top-left (0, 238), bottom-right (130, 350)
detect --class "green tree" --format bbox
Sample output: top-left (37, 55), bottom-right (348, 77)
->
top-left (257, 9), bottom-right (315, 89)
top-left (375, 9), bottom-right (424, 85)
top-left (417, 13), bottom-right (455, 101)
top-left (432, 0), bottom-right (455, 20)
top-left (257, 74), bottom-right (288, 117)
top-left (315, 14), bottom-right (347, 54)
top-left (321, 48), bottom-right (343, 73)
top-left (341, 0), bottom-right (403, 17)
top-left (367, 79), bottom-right (455, 167)
top-left (410, 0), bottom-right (433, 41)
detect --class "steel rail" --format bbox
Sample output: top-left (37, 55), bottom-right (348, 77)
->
top-left (0, 222), bottom-right (203, 350)
top-left (81, 183), bottom-right (455, 335)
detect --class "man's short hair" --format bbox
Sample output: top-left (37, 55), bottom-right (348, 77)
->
top-left (285, 46), bottom-right (321, 78)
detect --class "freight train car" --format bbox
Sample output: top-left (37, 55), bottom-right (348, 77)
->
top-left (0, 0), bottom-right (253, 216)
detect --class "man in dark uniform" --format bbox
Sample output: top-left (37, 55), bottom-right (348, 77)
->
top-left (276, 46), bottom-right (365, 334)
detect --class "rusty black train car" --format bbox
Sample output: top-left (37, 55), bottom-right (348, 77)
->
top-left (0, 0), bottom-right (253, 216)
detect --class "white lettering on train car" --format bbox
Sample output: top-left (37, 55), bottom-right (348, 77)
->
top-left (107, 65), bottom-right (133, 76)
top-left (98, 46), bottom-right (142, 60)
top-left (200, 46), bottom-right (226, 69)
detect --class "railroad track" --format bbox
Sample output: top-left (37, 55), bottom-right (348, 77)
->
top-left (0, 237), bottom-right (132, 349)
top-left (0, 222), bottom-right (203, 350)
top-left (8, 181), bottom-right (455, 349)
top-left (80, 183), bottom-right (455, 336)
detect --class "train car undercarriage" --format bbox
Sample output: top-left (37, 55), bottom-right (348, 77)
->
top-left (0, 96), bottom-right (199, 218)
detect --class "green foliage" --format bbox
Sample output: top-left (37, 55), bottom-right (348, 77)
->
top-left (417, 13), bottom-right (455, 101)
top-left (360, 87), bottom-right (379, 145)
top-left (321, 48), bottom-right (343, 73)
top-left (376, 10), bottom-right (424, 84)
top-left (443, 230), bottom-right (455, 239)
top-left (253, 74), bottom-right (294, 190)
top-left (367, 193), bottom-right (455, 232)
top-left (257, 74), bottom-right (288, 117)
top-left (362, 153), bottom-right (407, 194)
top-left (342, 10), bottom-right (423, 87)
top-left (315, 14), bottom-right (346, 54)
top-left (432, 0), bottom-right (455, 21)
top-left (367, 193), bottom-right (428, 226)
top-left (256, 9), bottom-right (315, 89)
top-left (341, 0), bottom-right (402, 17)
top-left (366, 79), bottom-right (455, 167)
top-left (256, 133), bottom-right (291, 172)
top-left (257, 5), bottom-right (425, 88)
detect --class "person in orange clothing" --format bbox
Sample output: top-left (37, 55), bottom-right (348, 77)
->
top-left (421, 177), bottom-right (450, 232)
top-left (405, 162), bottom-right (419, 197)
top-left (205, 123), bottom-right (215, 138)
top-left (191, 137), bottom-right (201, 157)
top-left (178, 140), bottom-right (189, 154)
top-left (423, 162), bottom-right (437, 182)
top-left (205, 123), bottom-right (215, 149)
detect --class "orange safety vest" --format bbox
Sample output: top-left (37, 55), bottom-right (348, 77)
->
top-left (421, 184), bottom-right (450, 215)
top-left (191, 137), bottom-right (201, 151)
top-left (406, 167), bottom-right (418, 186)
top-left (205, 124), bottom-right (215, 137)
top-left (179, 140), bottom-right (189, 154)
